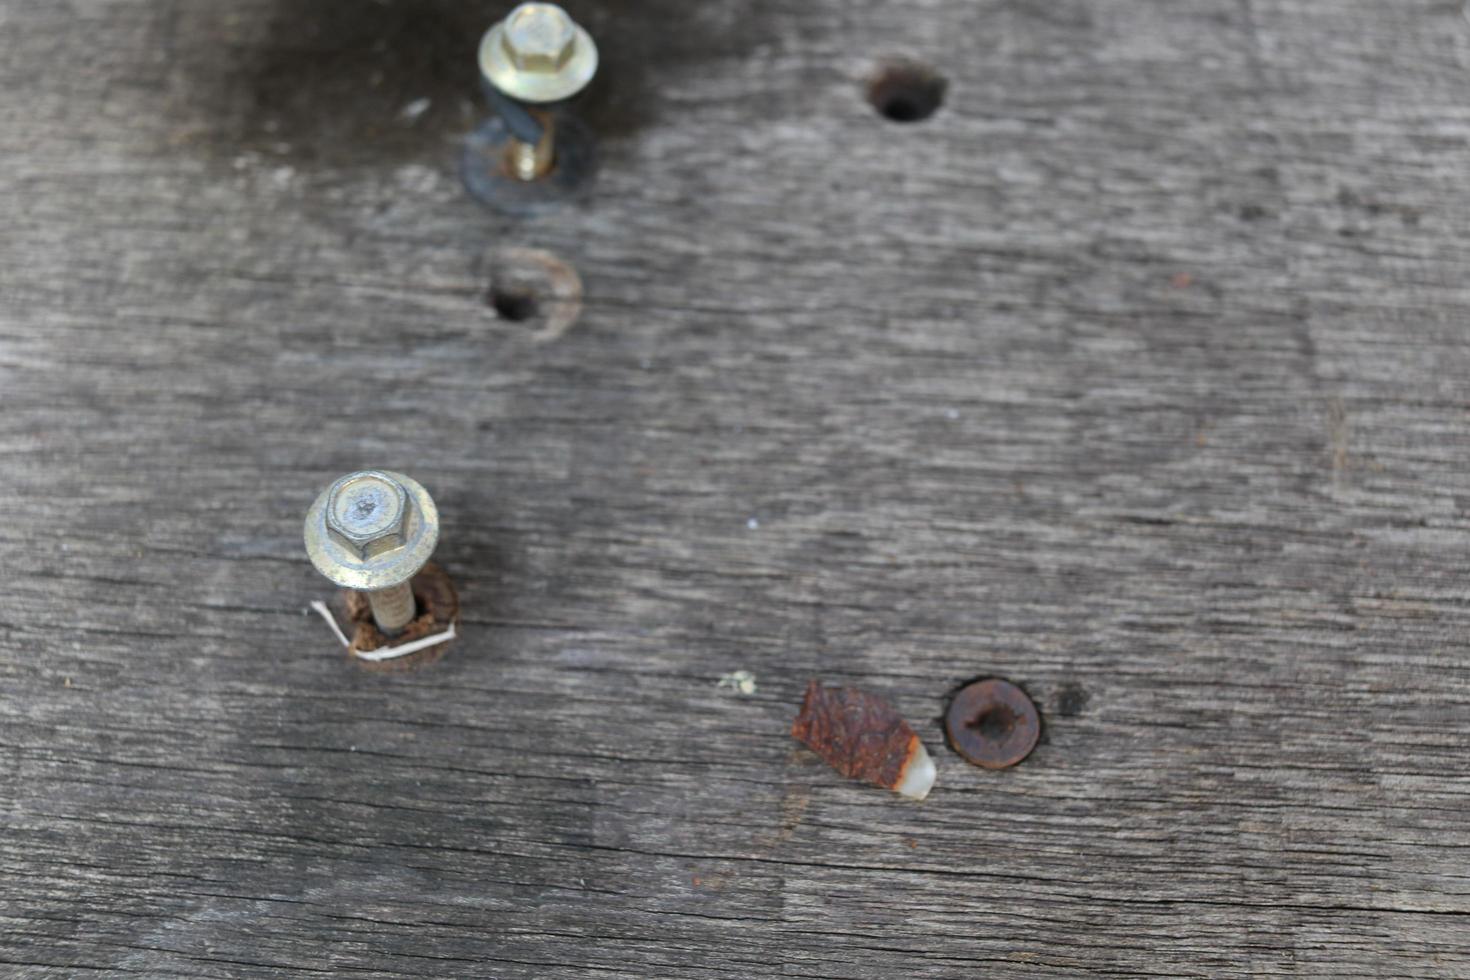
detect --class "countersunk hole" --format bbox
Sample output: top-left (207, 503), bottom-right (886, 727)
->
top-left (479, 246), bottom-right (584, 342)
top-left (968, 704), bottom-right (1018, 741)
top-left (488, 285), bottom-right (540, 323)
top-left (867, 62), bottom-right (946, 122)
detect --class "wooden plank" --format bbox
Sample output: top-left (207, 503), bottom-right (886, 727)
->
top-left (3, 0), bottom-right (1470, 975)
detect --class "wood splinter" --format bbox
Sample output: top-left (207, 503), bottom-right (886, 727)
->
top-left (791, 679), bottom-right (937, 801)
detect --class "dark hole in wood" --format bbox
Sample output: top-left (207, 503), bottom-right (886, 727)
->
top-left (868, 62), bottom-right (946, 123)
top-left (1056, 684), bottom-right (1090, 717)
top-left (489, 286), bottom-right (539, 323)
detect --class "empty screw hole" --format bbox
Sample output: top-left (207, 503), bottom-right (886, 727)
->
top-left (867, 62), bottom-right (946, 123)
top-left (488, 286), bottom-right (539, 323)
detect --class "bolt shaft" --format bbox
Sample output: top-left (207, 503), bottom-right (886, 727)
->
top-left (507, 111), bottom-right (556, 180)
top-left (367, 582), bottom-right (417, 635)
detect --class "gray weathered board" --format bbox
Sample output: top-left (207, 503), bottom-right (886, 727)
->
top-left (3, 0), bottom-right (1470, 976)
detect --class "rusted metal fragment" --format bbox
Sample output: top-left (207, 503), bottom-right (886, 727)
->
top-left (791, 680), bottom-right (936, 800)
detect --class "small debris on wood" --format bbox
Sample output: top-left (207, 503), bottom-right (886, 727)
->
top-left (717, 670), bottom-right (757, 696)
top-left (790, 680), bottom-right (936, 800)
top-left (398, 97), bottom-right (432, 124)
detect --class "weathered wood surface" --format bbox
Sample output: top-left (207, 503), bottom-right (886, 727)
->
top-left (4, 0), bottom-right (1470, 976)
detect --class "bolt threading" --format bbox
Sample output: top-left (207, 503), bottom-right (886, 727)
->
top-left (508, 112), bottom-right (556, 180)
top-left (367, 581), bottom-right (417, 635)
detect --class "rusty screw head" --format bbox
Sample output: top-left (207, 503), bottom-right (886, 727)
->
top-left (945, 678), bottom-right (1040, 770)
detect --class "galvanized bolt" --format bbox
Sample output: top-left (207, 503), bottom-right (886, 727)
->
top-left (304, 471), bottom-right (440, 637)
top-left (478, 2), bottom-right (598, 180)
top-left (502, 4), bottom-right (577, 74)
top-left (481, 3), bottom-right (597, 104)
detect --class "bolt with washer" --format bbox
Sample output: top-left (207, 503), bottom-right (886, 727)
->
top-left (463, 3), bottom-right (599, 210)
top-left (304, 471), bottom-right (440, 637)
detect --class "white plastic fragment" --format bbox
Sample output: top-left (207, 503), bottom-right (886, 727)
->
top-left (354, 623), bottom-right (456, 662)
top-left (310, 600), bottom-right (351, 648)
top-left (893, 741), bottom-right (937, 801)
top-left (309, 599), bottom-right (456, 663)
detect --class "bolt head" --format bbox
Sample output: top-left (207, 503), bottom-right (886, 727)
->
top-left (502, 3), bottom-right (577, 73)
top-left (478, 2), bottom-right (598, 104)
top-left (305, 470), bottom-right (440, 592)
top-left (324, 472), bottom-right (411, 561)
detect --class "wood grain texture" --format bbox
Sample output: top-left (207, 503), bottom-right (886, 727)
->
top-left (3, 0), bottom-right (1470, 976)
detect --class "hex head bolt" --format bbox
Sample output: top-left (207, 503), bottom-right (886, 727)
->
top-left (463, 2), bottom-right (599, 212)
top-left (304, 471), bottom-right (440, 637)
